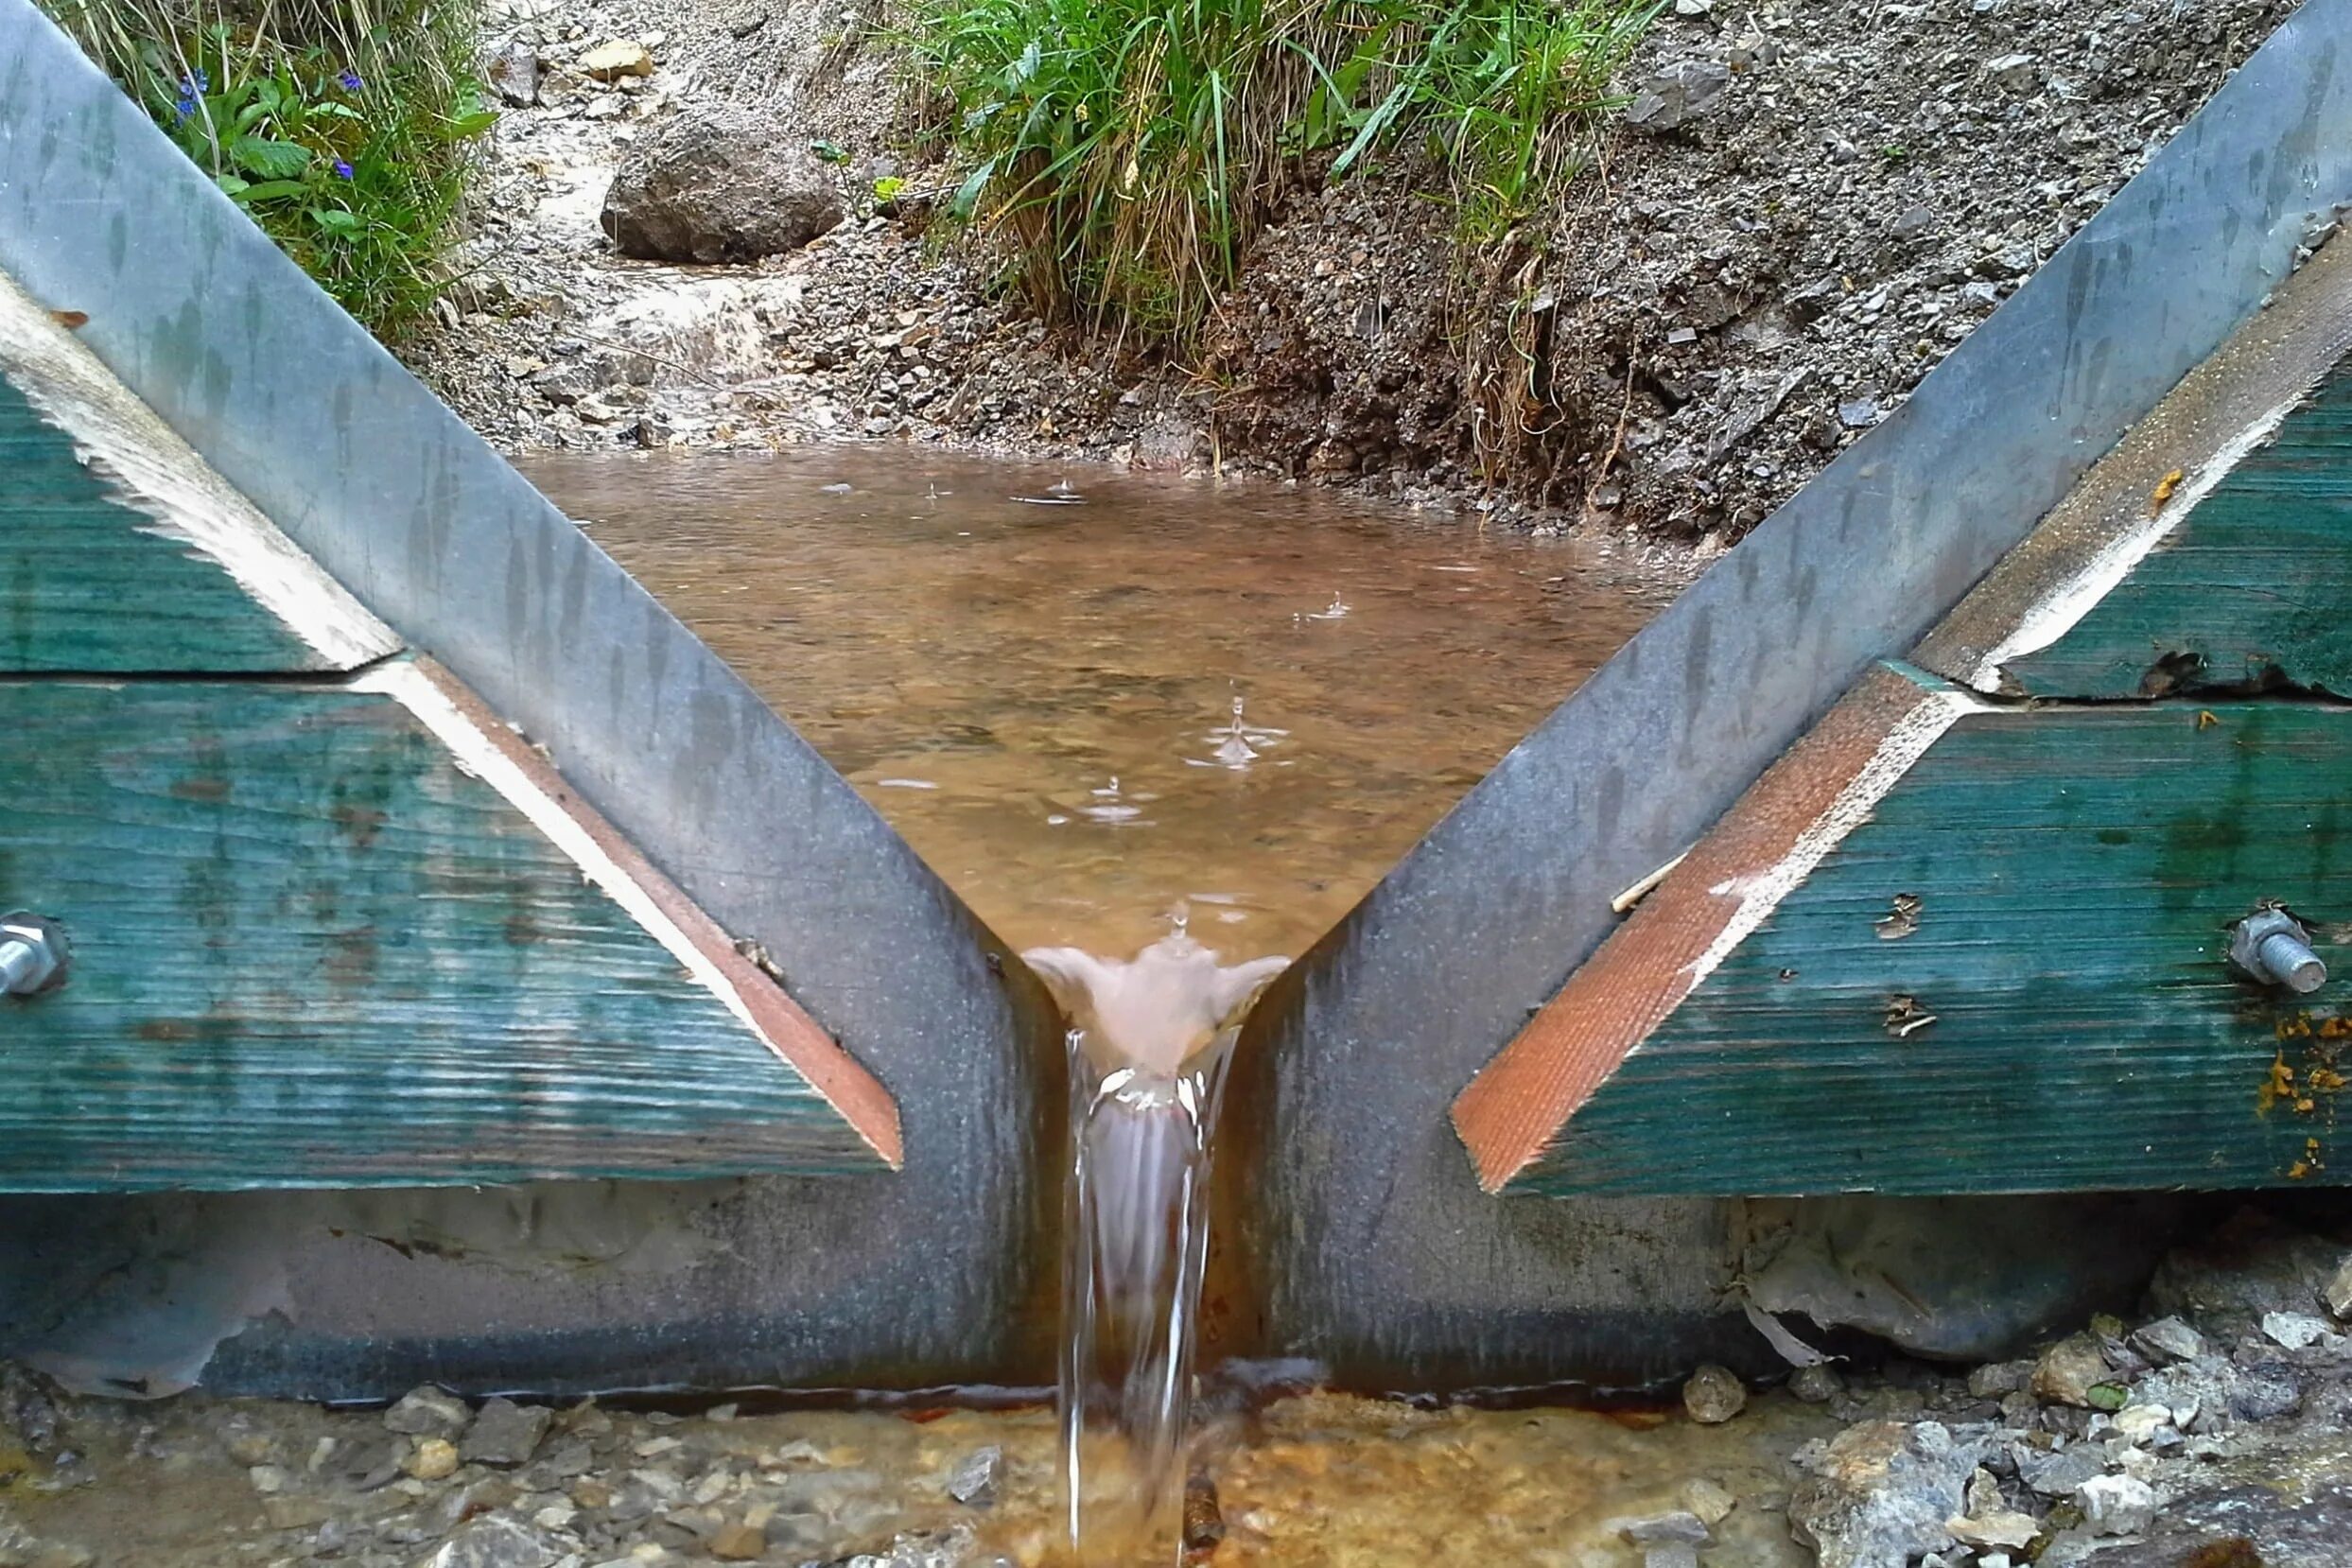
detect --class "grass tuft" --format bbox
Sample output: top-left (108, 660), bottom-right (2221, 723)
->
top-left (38, 0), bottom-right (496, 340)
top-left (908, 0), bottom-right (1658, 345)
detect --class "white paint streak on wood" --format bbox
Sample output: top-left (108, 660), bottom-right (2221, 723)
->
top-left (1685, 684), bottom-right (1981, 989)
top-left (1966, 396), bottom-right (2301, 691)
top-left (357, 660), bottom-right (886, 1157)
top-left (0, 270), bottom-right (398, 668)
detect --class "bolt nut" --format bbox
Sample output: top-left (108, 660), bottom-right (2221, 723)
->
top-left (0, 913), bottom-right (67, 997)
top-left (2229, 909), bottom-right (2327, 994)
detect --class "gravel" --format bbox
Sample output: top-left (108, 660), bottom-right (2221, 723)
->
top-left (406, 0), bottom-right (2299, 545)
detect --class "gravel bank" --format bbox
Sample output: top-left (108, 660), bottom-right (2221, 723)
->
top-left (408, 0), bottom-right (2298, 543)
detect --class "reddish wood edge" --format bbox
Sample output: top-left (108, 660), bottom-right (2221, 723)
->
top-left (1450, 665), bottom-right (1965, 1193)
top-left (409, 657), bottom-right (905, 1169)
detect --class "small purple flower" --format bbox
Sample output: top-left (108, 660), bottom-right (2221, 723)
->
top-left (333, 159), bottom-right (355, 180)
top-left (177, 68), bottom-right (209, 96)
top-left (174, 95), bottom-right (197, 121)
top-left (338, 69), bottom-right (363, 91)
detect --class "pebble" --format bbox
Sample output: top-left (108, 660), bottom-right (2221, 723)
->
top-left (462, 1398), bottom-right (554, 1467)
top-left (385, 1385), bottom-right (472, 1438)
top-left (1682, 1477), bottom-right (1736, 1526)
top-left (2076, 1472), bottom-right (2161, 1535)
top-left (2326, 1255), bottom-right (2352, 1320)
top-left (1620, 1509), bottom-right (1710, 1543)
top-left (2031, 1333), bottom-right (2120, 1408)
top-left (1966, 1362), bottom-right (2030, 1398)
top-left (708, 1521), bottom-right (766, 1559)
top-left (2129, 1316), bottom-right (2206, 1366)
top-left (1789, 1364), bottom-right (1844, 1402)
top-left (581, 40), bottom-right (654, 80)
top-left (406, 1437), bottom-right (462, 1481)
top-left (2259, 1310), bottom-right (2333, 1350)
top-left (1681, 1365), bottom-right (1748, 1423)
top-left (422, 1516), bottom-right (562, 1568)
top-left (946, 1444), bottom-right (1002, 1507)
top-left (1836, 397), bottom-right (1881, 429)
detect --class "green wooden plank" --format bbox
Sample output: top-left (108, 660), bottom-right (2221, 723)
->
top-left (2008, 362), bottom-right (2352, 698)
top-left (0, 376), bottom-right (381, 672)
top-left (0, 676), bottom-right (883, 1190)
top-left (1509, 701), bottom-right (2352, 1198)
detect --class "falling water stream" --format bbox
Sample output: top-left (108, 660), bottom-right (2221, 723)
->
top-left (523, 449), bottom-right (1687, 1564)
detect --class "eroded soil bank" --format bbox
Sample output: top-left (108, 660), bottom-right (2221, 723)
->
top-left (411, 0), bottom-right (2298, 541)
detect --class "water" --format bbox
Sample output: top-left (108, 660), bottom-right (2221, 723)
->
top-left (523, 450), bottom-right (1681, 1565)
top-left (526, 450), bottom-right (1679, 958)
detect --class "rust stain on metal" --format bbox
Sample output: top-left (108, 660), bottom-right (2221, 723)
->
top-left (1451, 666), bottom-right (1948, 1193)
top-left (408, 658), bottom-right (906, 1169)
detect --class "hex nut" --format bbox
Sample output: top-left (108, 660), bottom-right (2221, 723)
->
top-left (0, 913), bottom-right (67, 997)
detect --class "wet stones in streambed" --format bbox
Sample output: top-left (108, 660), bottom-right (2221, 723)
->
top-left (1789, 1420), bottom-right (1994, 1568)
top-left (460, 1399), bottom-right (555, 1468)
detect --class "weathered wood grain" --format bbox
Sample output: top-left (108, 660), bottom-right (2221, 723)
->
top-left (0, 676), bottom-right (889, 1189)
top-left (1999, 363), bottom-right (2352, 699)
top-left (1501, 701), bottom-right (2352, 1198)
top-left (0, 270), bottom-right (397, 673)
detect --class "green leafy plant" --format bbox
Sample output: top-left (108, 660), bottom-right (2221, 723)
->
top-left (906, 0), bottom-right (1656, 343)
top-left (38, 0), bottom-right (496, 340)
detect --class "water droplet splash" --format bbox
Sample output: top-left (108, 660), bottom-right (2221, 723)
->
top-left (1188, 696), bottom-right (1288, 772)
top-left (1082, 775), bottom-right (1147, 824)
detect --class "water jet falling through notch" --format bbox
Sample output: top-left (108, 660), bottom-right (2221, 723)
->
top-left (1023, 930), bottom-right (1288, 1565)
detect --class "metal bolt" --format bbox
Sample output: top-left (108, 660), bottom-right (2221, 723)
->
top-left (2229, 909), bottom-right (2328, 994)
top-left (0, 913), bottom-right (66, 997)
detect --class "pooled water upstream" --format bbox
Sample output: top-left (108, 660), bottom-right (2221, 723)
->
top-left (524, 449), bottom-right (1682, 1564)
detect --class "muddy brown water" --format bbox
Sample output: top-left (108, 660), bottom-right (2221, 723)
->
top-left (522, 449), bottom-right (1682, 959)
top-left (3, 456), bottom-right (1841, 1568)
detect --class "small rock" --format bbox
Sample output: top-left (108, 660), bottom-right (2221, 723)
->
top-left (1890, 204), bottom-right (1936, 240)
top-left (487, 42), bottom-right (540, 106)
top-left (1682, 1365), bottom-right (1747, 1423)
top-left (406, 1437), bottom-right (461, 1481)
top-left (2130, 1317), bottom-right (2206, 1366)
top-left (1837, 397), bottom-right (1881, 429)
top-left (262, 1495), bottom-right (335, 1531)
top-left (247, 1463), bottom-right (289, 1494)
top-left (2325, 1255), bottom-right (2352, 1320)
top-left (728, 10), bottom-right (770, 37)
top-left (1644, 1548), bottom-right (1699, 1568)
top-left (422, 1516), bottom-right (561, 1568)
top-left (2017, 1442), bottom-right (2107, 1500)
top-left (946, 1445), bottom-right (1002, 1507)
top-left (1790, 1364), bottom-right (1845, 1402)
top-left (580, 40), bottom-right (653, 81)
top-left (1948, 1470), bottom-right (2040, 1553)
top-left (708, 1522), bottom-right (765, 1560)
top-left (2111, 1403), bottom-right (2171, 1444)
top-left (385, 1385), bottom-right (471, 1437)
top-left (2225, 1361), bottom-right (2302, 1422)
top-left (1791, 1421), bottom-right (1987, 1568)
top-left (1626, 60), bottom-right (1733, 134)
top-left (1620, 1510), bottom-right (1710, 1544)
top-left (1985, 52), bottom-right (2038, 91)
top-left (1967, 1362), bottom-right (2030, 1398)
top-left (2076, 1473), bottom-right (2161, 1536)
top-left (1184, 1474), bottom-right (1226, 1552)
top-left (2033, 1333), bottom-right (2120, 1408)
top-left (1682, 1478), bottom-right (1736, 1526)
top-left (2260, 1310), bottom-right (2333, 1350)
top-left (462, 1399), bottom-right (553, 1467)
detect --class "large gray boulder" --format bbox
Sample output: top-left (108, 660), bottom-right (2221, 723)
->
top-left (601, 109), bottom-right (842, 263)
